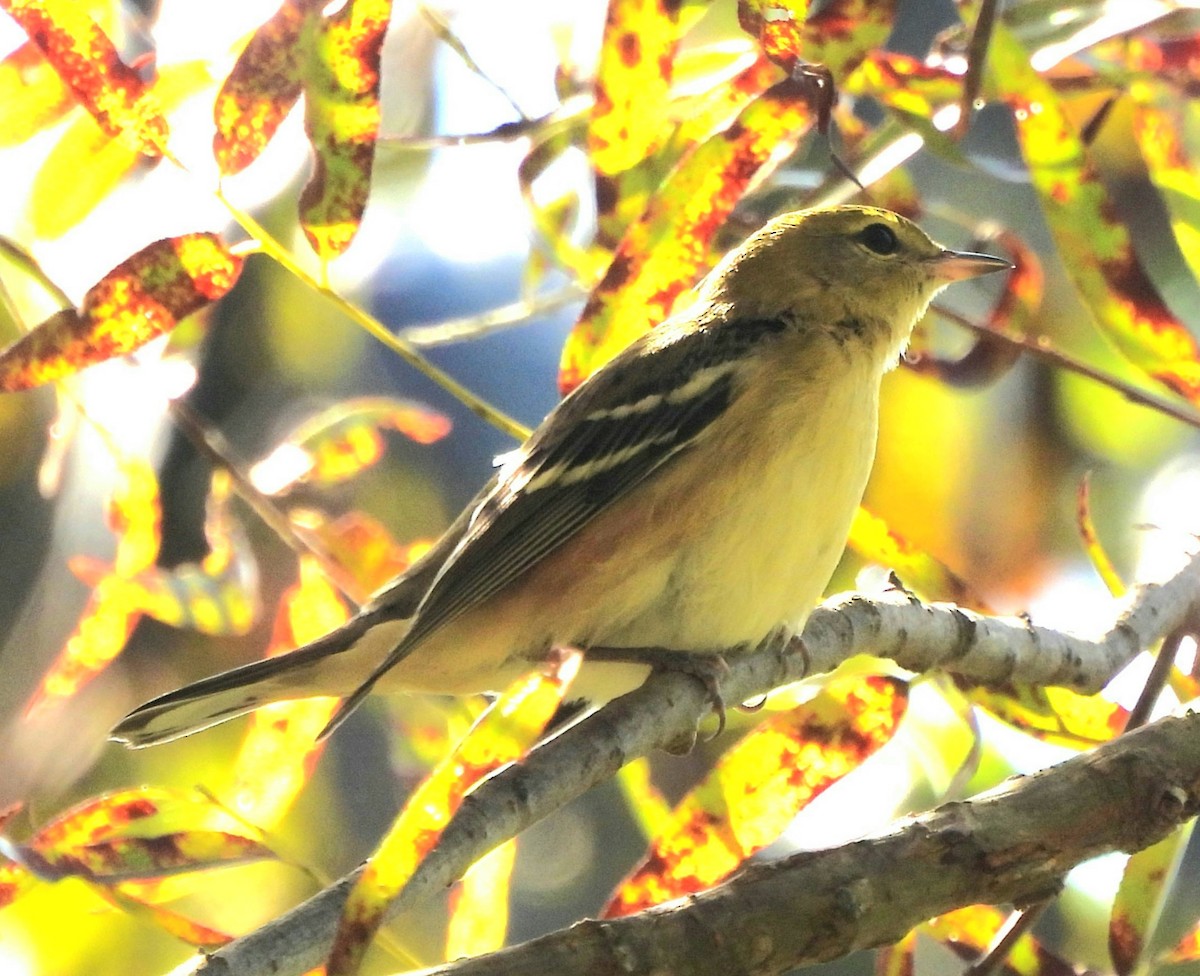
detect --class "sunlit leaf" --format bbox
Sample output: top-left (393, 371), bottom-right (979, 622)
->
top-left (25, 457), bottom-right (161, 713)
top-left (926, 904), bottom-right (1076, 976)
top-left (213, 0), bottom-right (325, 174)
top-left (0, 41), bottom-right (74, 145)
top-left (251, 396), bottom-right (451, 494)
top-left (0, 0), bottom-right (167, 155)
top-left (1126, 38), bottom-right (1200, 285)
top-left (29, 60), bottom-right (215, 238)
top-left (876, 930), bottom-right (916, 976)
top-left (445, 841), bottom-right (517, 960)
top-left (3, 787), bottom-right (272, 886)
top-left (615, 758), bottom-right (673, 840)
top-left (604, 675), bottom-right (907, 918)
top-left (105, 888), bottom-right (232, 949)
top-left (1165, 916), bottom-right (1200, 963)
top-left (561, 74), bottom-right (818, 392)
top-left (961, 681), bottom-right (1126, 747)
top-left (588, 0), bottom-right (686, 177)
top-left (299, 0), bottom-right (392, 259)
top-left (0, 233), bottom-right (243, 390)
top-left (309, 511), bottom-right (433, 596)
top-left (985, 22), bottom-right (1200, 405)
top-left (226, 555), bottom-right (350, 828)
top-left (328, 653), bottom-right (578, 976)
top-left (1109, 824), bottom-right (1194, 976)
top-left (1076, 473), bottom-right (1125, 598)
top-left (849, 506), bottom-right (986, 608)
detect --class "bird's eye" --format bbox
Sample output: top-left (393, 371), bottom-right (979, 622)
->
top-left (858, 223), bottom-right (899, 255)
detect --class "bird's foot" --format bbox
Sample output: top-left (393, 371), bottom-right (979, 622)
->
top-left (586, 645), bottom-right (731, 752)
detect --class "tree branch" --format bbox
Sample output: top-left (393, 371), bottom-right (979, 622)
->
top-left (197, 550), bottom-right (1200, 976)
top-left (420, 708), bottom-right (1200, 976)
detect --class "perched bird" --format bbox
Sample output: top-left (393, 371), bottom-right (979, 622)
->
top-left (111, 206), bottom-right (1009, 748)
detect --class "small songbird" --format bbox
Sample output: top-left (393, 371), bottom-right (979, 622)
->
top-left (111, 206), bottom-right (1009, 748)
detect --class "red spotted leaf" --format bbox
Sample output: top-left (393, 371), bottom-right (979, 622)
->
top-left (328, 653), bottom-right (577, 976)
top-left (213, 0), bottom-right (325, 173)
top-left (589, 0), bottom-right (688, 177)
top-left (299, 0), bottom-right (392, 259)
top-left (1, 0), bottom-right (167, 155)
top-left (561, 74), bottom-right (818, 392)
top-left (1110, 826), bottom-right (1194, 976)
top-left (739, 0), bottom-right (895, 75)
top-left (0, 233), bottom-right (242, 391)
top-left (604, 675), bottom-right (907, 918)
top-left (960, 680), bottom-right (1126, 747)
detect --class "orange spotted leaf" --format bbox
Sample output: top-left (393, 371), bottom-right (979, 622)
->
top-left (1110, 827), bottom-right (1194, 976)
top-left (849, 506), bottom-right (986, 609)
top-left (0, 234), bottom-right (242, 391)
top-left (603, 674), bottom-right (907, 918)
top-left (25, 458), bottom-right (162, 714)
top-left (299, 0), bottom-right (392, 259)
top-left (927, 905), bottom-right (1076, 976)
top-left (313, 512), bottom-right (433, 595)
top-left (328, 653), bottom-right (577, 976)
top-left (877, 930), bottom-right (916, 976)
top-left (588, 0), bottom-right (688, 177)
top-left (9, 787), bottom-right (272, 885)
top-left (740, 0), bottom-right (895, 75)
top-left (0, 0), bottom-right (167, 155)
top-left (561, 74), bottom-right (818, 392)
top-left (213, 0), bottom-right (325, 173)
top-left (226, 555), bottom-right (351, 828)
top-left (987, 24), bottom-right (1200, 405)
top-left (1165, 918), bottom-right (1200, 963)
top-left (252, 396), bottom-right (451, 494)
top-left (105, 889), bottom-right (232, 949)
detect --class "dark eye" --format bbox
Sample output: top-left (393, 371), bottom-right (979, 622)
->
top-left (858, 223), bottom-right (899, 255)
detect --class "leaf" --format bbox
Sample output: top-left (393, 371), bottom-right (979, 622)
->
top-left (603, 675), bottom-right (907, 918)
top-left (848, 506), bottom-right (987, 609)
top-left (310, 512), bottom-right (433, 595)
top-left (0, 0), bottom-right (167, 155)
top-left (445, 841), bottom-right (517, 961)
top-left (985, 22), bottom-right (1200, 405)
top-left (876, 930), bottom-right (916, 976)
top-left (1109, 824), bottom-right (1195, 976)
top-left (29, 60), bottom-right (216, 239)
top-left (560, 74), bottom-right (818, 392)
top-left (251, 396), bottom-right (451, 494)
top-left (1076, 473), bottom-right (1125, 598)
top-left (299, 0), bottom-right (392, 259)
top-left (740, 0), bottom-right (896, 75)
top-left (5, 787), bottom-right (272, 885)
top-left (213, 0), bottom-right (325, 174)
top-left (0, 41), bottom-right (75, 145)
top-left (588, 0), bottom-right (687, 177)
top-left (25, 457), bottom-right (161, 713)
top-left (328, 653), bottom-right (577, 976)
top-left (926, 904), bottom-right (1076, 976)
top-left (0, 233), bottom-right (243, 390)
top-left (226, 555), bottom-right (350, 828)
top-left (960, 681), bottom-right (1126, 748)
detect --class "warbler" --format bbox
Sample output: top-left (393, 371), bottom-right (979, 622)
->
top-left (111, 206), bottom-right (1009, 748)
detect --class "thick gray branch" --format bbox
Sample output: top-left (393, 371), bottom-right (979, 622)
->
top-left (198, 551), bottom-right (1200, 976)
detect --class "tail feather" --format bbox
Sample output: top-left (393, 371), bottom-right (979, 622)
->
top-left (110, 619), bottom-right (372, 748)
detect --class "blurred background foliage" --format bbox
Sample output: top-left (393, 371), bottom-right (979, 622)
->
top-left (2, 0), bottom-right (1200, 974)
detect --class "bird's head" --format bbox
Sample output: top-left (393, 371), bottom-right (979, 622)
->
top-left (702, 205), bottom-right (1011, 362)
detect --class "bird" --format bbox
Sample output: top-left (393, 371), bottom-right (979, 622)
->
top-left (110, 205), bottom-right (1010, 748)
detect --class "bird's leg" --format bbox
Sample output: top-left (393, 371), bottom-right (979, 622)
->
top-left (585, 645), bottom-right (732, 748)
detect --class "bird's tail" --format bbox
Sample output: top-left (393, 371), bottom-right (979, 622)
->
top-left (109, 618), bottom-right (375, 748)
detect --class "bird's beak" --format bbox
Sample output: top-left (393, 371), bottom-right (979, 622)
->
top-left (929, 248), bottom-right (1013, 282)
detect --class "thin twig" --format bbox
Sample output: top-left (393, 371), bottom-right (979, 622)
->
top-left (956, 0), bottom-right (998, 138)
top-left (400, 285), bottom-right (584, 347)
top-left (932, 304), bottom-right (1200, 431)
top-left (418, 4), bottom-right (528, 120)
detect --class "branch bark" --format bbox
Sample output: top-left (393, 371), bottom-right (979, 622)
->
top-left (197, 551), bottom-right (1200, 976)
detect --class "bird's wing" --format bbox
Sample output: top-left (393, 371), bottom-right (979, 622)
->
top-left (316, 317), bottom-right (788, 737)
